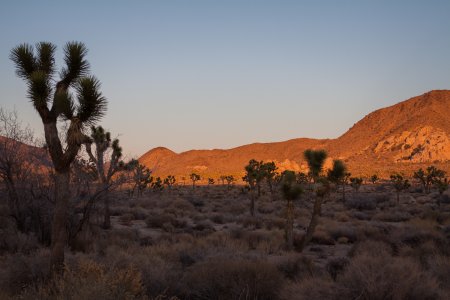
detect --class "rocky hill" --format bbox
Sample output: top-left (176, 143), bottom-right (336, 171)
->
top-left (140, 90), bottom-right (450, 179)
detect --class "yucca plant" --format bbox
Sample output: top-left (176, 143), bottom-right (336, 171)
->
top-left (85, 126), bottom-right (124, 229)
top-left (304, 149), bottom-right (327, 183)
top-left (10, 42), bottom-right (107, 271)
top-left (280, 170), bottom-right (302, 250)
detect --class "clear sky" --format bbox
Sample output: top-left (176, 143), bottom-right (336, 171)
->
top-left (1, 1), bottom-right (450, 157)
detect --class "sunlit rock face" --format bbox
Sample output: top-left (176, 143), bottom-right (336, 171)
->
top-left (374, 126), bottom-right (450, 163)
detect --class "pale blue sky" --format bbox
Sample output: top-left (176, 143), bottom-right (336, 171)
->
top-left (1, 1), bottom-right (450, 157)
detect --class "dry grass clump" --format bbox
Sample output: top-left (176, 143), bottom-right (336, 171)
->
top-left (183, 257), bottom-right (283, 300)
top-left (21, 258), bottom-right (144, 300)
top-left (281, 243), bottom-right (444, 300)
top-left (0, 249), bottom-right (50, 296)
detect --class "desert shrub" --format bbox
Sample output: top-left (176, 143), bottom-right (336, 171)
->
top-left (182, 258), bottom-right (283, 300)
top-left (129, 207), bottom-right (148, 220)
top-left (328, 225), bottom-right (357, 243)
top-left (427, 254), bottom-right (450, 290)
top-left (348, 239), bottom-right (394, 258)
top-left (0, 249), bottom-right (50, 296)
top-left (210, 213), bottom-right (225, 224)
top-left (352, 211), bottom-right (371, 220)
top-left (280, 276), bottom-right (335, 300)
top-left (192, 220), bottom-right (215, 235)
top-left (336, 254), bottom-right (441, 300)
top-left (440, 194), bottom-right (450, 204)
top-left (345, 195), bottom-right (377, 210)
top-left (146, 213), bottom-right (173, 229)
top-left (326, 257), bottom-right (350, 281)
top-left (311, 229), bottom-right (335, 245)
top-left (239, 215), bottom-right (263, 229)
top-left (245, 230), bottom-right (271, 250)
top-left (257, 202), bottom-right (276, 214)
top-left (120, 213), bottom-right (135, 225)
top-left (22, 258), bottom-right (144, 299)
top-left (264, 216), bottom-right (286, 230)
top-left (373, 210), bottom-right (411, 222)
top-left (275, 254), bottom-right (316, 280)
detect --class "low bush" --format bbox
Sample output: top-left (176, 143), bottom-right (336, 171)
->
top-left (183, 258), bottom-right (283, 300)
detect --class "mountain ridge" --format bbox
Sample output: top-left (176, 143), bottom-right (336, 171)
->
top-left (140, 90), bottom-right (450, 178)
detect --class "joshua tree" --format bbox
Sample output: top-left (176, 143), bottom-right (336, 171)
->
top-left (163, 175), bottom-right (176, 189)
top-left (219, 175), bottom-right (226, 186)
top-left (244, 159), bottom-right (266, 196)
top-left (434, 177), bottom-right (448, 206)
top-left (225, 175), bottom-right (235, 189)
top-left (280, 170), bottom-right (302, 250)
top-left (130, 161), bottom-right (153, 197)
top-left (10, 42), bottom-right (107, 271)
top-left (243, 159), bottom-right (265, 216)
top-left (190, 173), bottom-right (200, 188)
top-left (390, 173), bottom-right (410, 204)
top-left (304, 149), bottom-right (327, 183)
top-left (299, 177), bottom-right (330, 252)
top-left (414, 166), bottom-right (446, 194)
top-left (350, 177), bottom-right (363, 193)
top-left (208, 178), bottom-right (215, 185)
top-left (262, 161), bottom-right (277, 194)
top-left (296, 172), bottom-right (310, 185)
top-left (85, 126), bottom-right (125, 229)
top-left (152, 176), bottom-right (164, 191)
top-left (370, 174), bottom-right (379, 184)
top-left (327, 159), bottom-right (347, 201)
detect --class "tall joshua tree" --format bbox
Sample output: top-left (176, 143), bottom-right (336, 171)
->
top-left (85, 126), bottom-right (124, 229)
top-left (281, 170), bottom-right (302, 250)
top-left (10, 42), bottom-right (106, 271)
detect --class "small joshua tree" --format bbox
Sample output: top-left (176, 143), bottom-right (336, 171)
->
top-left (225, 175), bottom-right (235, 189)
top-left (296, 172), bottom-right (310, 185)
top-left (243, 159), bottom-right (265, 216)
top-left (262, 161), bottom-right (278, 194)
top-left (152, 176), bottom-right (164, 191)
top-left (327, 159), bottom-right (347, 201)
top-left (390, 173), bottom-right (410, 204)
top-left (370, 174), bottom-right (379, 184)
top-left (434, 177), bottom-right (448, 206)
top-left (163, 175), bottom-right (176, 189)
top-left (280, 170), bottom-right (302, 250)
top-left (208, 178), bottom-right (215, 185)
top-left (350, 177), bottom-right (363, 193)
top-left (85, 125), bottom-right (125, 229)
top-left (304, 149), bottom-right (328, 183)
top-left (130, 161), bottom-right (153, 197)
top-left (11, 41), bottom-right (107, 271)
top-left (414, 166), bottom-right (446, 194)
top-left (190, 173), bottom-right (200, 188)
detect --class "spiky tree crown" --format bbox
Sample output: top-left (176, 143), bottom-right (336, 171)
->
top-left (327, 159), bottom-right (347, 183)
top-left (281, 170), bottom-right (302, 201)
top-left (10, 42), bottom-right (106, 128)
top-left (304, 149), bottom-right (328, 178)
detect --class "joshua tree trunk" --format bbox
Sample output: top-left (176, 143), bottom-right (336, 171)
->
top-left (299, 196), bottom-right (323, 252)
top-left (257, 183), bottom-right (261, 197)
top-left (50, 169), bottom-right (70, 272)
top-left (103, 188), bottom-right (111, 229)
top-left (285, 200), bottom-right (294, 250)
top-left (250, 192), bottom-right (255, 216)
top-left (396, 191), bottom-right (400, 205)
